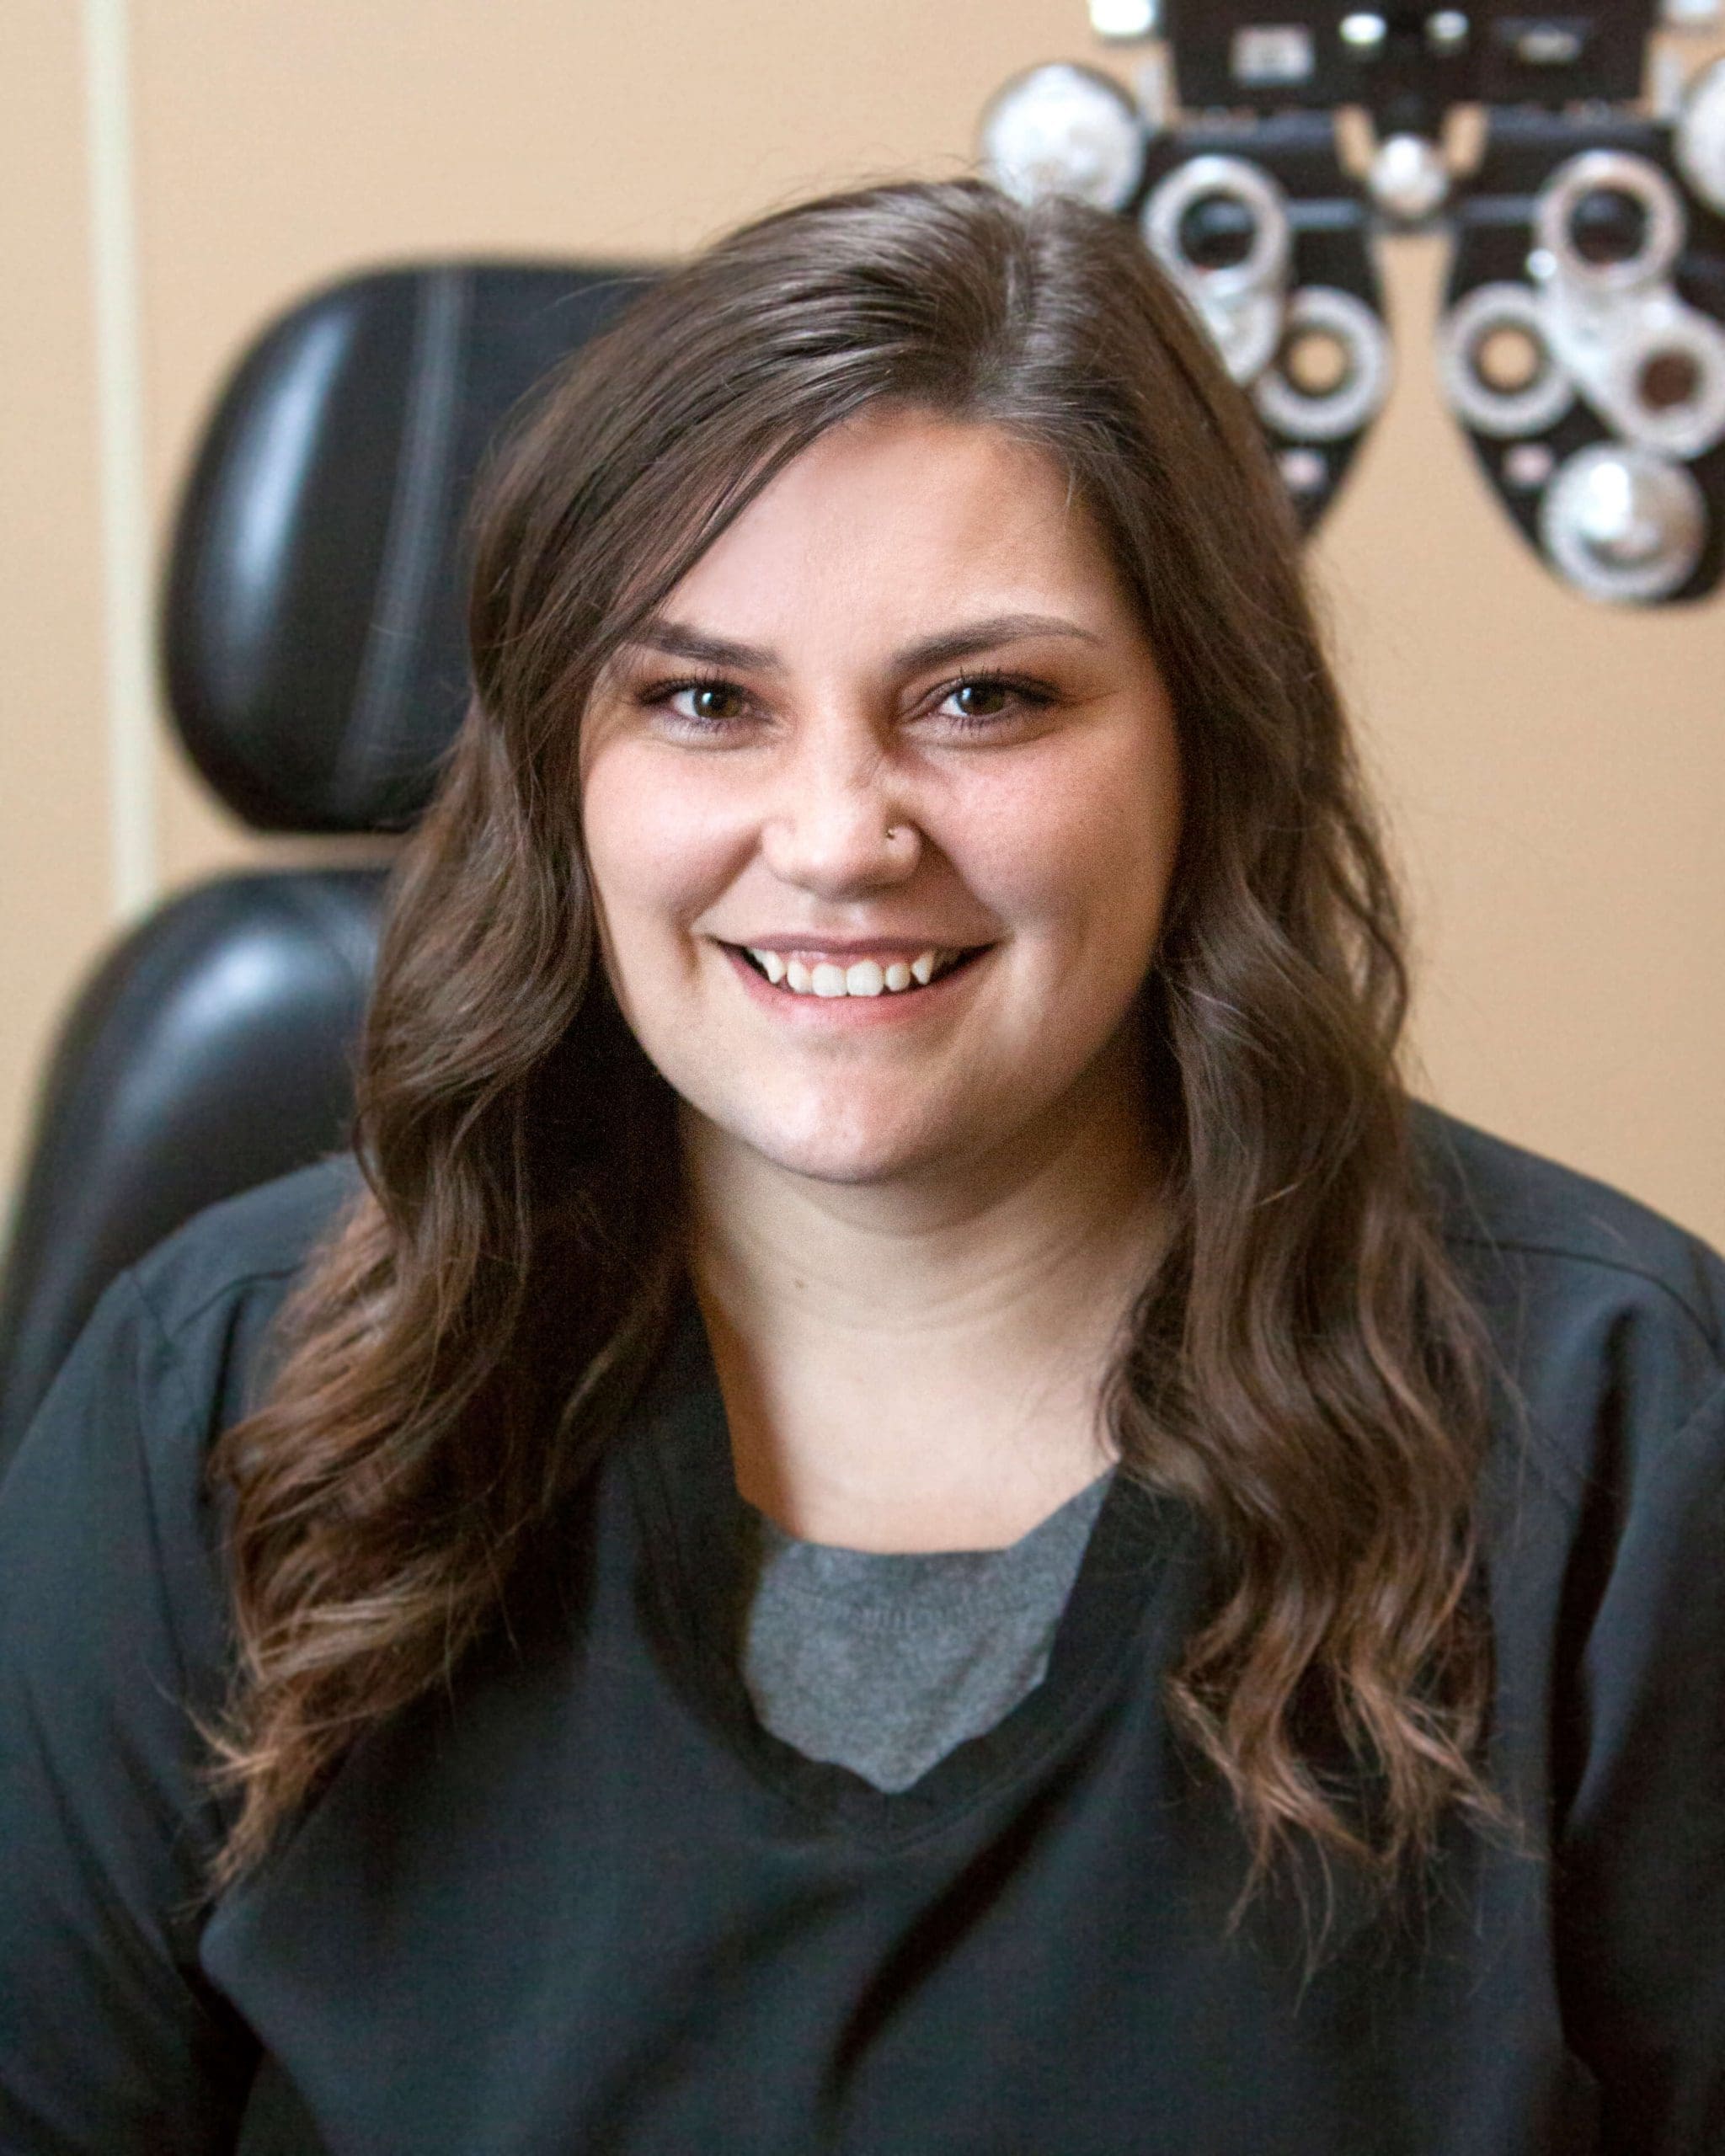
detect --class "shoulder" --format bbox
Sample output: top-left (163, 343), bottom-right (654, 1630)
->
top-left (0, 1156), bottom-right (362, 1712)
top-left (1413, 1100), bottom-right (1725, 1353)
top-left (1411, 1102), bottom-right (1725, 1505)
top-left (129, 1150), bottom-right (362, 1319)
top-left (121, 1155), bottom-right (364, 1431)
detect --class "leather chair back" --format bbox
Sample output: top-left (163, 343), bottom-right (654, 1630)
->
top-left (0, 259), bottom-right (651, 1468)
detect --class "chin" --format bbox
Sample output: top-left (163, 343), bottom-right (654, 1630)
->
top-left (723, 1088), bottom-right (958, 1187)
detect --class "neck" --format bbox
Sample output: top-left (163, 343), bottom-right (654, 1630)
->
top-left (681, 1034), bottom-right (1167, 1550)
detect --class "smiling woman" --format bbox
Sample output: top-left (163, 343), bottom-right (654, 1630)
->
top-left (3, 179), bottom-right (1724, 2154)
top-left (581, 414), bottom-right (1182, 1196)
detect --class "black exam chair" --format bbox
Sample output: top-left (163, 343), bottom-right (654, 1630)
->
top-left (0, 258), bottom-right (652, 1473)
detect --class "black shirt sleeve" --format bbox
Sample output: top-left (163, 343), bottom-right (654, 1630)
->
top-left (1550, 1364), bottom-right (1725, 2153)
top-left (0, 1267), bottom-right (258, 2153)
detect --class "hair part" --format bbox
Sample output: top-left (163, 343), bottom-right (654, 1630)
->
top-left (201, 179), bottom-right (1512, 1944)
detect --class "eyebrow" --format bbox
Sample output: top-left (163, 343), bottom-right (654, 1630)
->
top-left (625, 611), bottom-right (1104, 674)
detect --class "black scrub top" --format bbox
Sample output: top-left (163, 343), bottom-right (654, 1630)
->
top-left (2, 1106), bottom-right (1723, 2155)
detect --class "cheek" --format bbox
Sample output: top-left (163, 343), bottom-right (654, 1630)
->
top-left (582, 746), bottom-right (741, 953)
top-left (948, 726), bottom-right (1183, 953)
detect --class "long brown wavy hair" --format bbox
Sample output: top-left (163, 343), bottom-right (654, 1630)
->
top-left (202, 178), bottom-right (1508, 1924)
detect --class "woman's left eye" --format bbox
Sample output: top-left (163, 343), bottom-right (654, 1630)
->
top-left (932, 676), bottom-right (1051, 730)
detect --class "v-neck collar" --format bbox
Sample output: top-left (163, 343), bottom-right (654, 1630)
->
top-left (621, 1289), bottom-right (1204, 1851)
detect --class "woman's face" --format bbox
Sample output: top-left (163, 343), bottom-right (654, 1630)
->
top-left (579, 407), bottom-right (1183, 1188)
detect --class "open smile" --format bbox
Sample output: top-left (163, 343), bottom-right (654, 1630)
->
top-left (718, 941), bottom-right (994, 1006)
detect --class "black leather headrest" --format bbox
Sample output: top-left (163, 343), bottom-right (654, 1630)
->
top-left (163, 260), bottom-right (654, 834)
top-left (0, 868), bottom-right (387, 1461)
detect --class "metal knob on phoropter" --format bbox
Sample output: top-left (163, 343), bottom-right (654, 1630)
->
top-left (978, 64), bottom-right (1146, 214)
top-left (1540, 442), bottom-right (1707, 601)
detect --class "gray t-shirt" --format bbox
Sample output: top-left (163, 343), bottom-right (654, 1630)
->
top-left (737, 1470), bottom-right (1114, 1792)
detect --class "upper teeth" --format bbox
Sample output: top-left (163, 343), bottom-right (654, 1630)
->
top-left (747, 948), bottom-right (953, 995)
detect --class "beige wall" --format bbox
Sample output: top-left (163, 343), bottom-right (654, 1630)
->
top-left (5, 1), bottom-right (1723, 1244)
top-left (2, 4), bottom-right (118, 1219)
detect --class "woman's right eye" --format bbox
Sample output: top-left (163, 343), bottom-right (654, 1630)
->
top-left (657, 679), bottom-right (751, 727)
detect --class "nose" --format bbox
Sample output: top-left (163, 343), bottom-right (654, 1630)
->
top-left (757, 735), bottom-right (922, 898)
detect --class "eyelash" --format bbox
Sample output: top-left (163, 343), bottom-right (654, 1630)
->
top-left (638, 669), bottom-right (1055, 735)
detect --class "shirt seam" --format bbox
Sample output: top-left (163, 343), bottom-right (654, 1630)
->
top-left (1614, 1362), bottom-right (1725, 1506)
top-left (129, 1262), bottom-right (310, 1355)
top-left (1445, 1230), bottom-right (1725, 1368)
top-left (109, 1272), bottom-right (236, 1897)
top-left (112, 1273), bottom-right (206, 1659)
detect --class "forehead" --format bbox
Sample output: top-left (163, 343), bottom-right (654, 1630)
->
top-left (658, 408), bottom-right (1130, 646)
